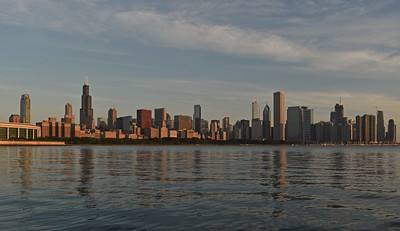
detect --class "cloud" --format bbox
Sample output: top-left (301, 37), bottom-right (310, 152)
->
top-left (114, 10), bottom-right (311, 62)
top-left (1, 1), bottom-right (400, 74)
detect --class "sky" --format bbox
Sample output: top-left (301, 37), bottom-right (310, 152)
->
top-left (1, 0), bottom-right (400, 129)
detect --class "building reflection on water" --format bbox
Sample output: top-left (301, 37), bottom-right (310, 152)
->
top-left (77, 148), bottom-right (98, 219)
top-left (271, 149), bottom-right (288, 218)
top-left (17, 147), bottom-right (32, 195)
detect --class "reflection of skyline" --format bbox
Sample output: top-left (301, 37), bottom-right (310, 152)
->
top-left (273, 150), bottom-right (288, 189)
top-left (18, 148), bottom-right (32, 195)
top-left (77, 148), bottom-right (98, 217)
top-left (272, 149), bottom-right (288, 218)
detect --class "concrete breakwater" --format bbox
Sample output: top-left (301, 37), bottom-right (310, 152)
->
top-left (0, 141), bottom-right (65, 146)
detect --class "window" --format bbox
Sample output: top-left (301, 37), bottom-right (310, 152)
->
top-left (20, 128), bottom-right (27, 139)
top-left (9, 128), bottom-right (18, 139)
top-left (28, 129), bottom-right (34, 139)
top-left (0, 127), bottom-right (7, 139)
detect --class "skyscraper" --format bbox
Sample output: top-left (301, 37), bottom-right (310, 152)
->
top-left (155, 108), bottom-right (167, 128)
top-left (20, 94), bottom-right (30, 124)
top-left (361, 114), bottom-right (376, 143)
top-left (80, 78), bottom-right (94, 129)
top-left (222, 117), bottom-right (230, 132)
top-left (174, 115), bottom-right (192, 131)
top-left (273, 91), bottom-right (285, 141)
top-left (137, 109), bottom-right (152, 129)
top-left (252, 100), bottom-right (259, 120)
top-left (62, 102), bottom-right (75, 124)
top-left (330, 103), bottom-right (344, 125)
top-left (194, 105), bottom-right (201, 133)
top-left (377, 110), bottom-right (385, 143)
top-left (387, 119), bottom-right (396, 143)
top-left (108, 108), bottom-right (117, 130)
top-left (302, 107), bottom-right (314, 143)
top-left (287, 106), bottom-right (303, 142)
top-left (262, 104), bottom-right (271, 139)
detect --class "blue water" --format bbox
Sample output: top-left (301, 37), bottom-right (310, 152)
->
top-left (0, 146), bottom-right (399, 230)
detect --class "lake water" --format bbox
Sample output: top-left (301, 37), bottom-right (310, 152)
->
top-left (0, 145), bottom-right (399, 230)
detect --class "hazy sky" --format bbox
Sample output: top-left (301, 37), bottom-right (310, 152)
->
top-left (1, 0), bottom-right (400, 127)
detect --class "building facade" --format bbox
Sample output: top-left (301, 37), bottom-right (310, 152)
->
top-left (377, 110), bottom-right (385, 143)
top-left (0, 122), bottom-right (40, 140)
top-left (108, 108), bottom-right (117, 130)
top-left (287, 106), bottom-right (303, 142)
top-left (20, 94), bottom-right (30, 124)
top-left (273, 91), bottom-right (285, 141)
top-left (193, 105), bottom-right (201, 133)
top-left (80, 79), bottom-right (94, 129)
top-left (155, 108), bottom-right (167, 128)
top-left (137, 109), bottom-right (152, 129)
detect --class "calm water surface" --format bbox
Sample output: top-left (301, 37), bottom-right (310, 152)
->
top-left (0, 146), bottom-right (399, 230)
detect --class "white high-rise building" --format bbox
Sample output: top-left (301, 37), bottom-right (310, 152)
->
top-left (252, 100), bottom-right (259, 120)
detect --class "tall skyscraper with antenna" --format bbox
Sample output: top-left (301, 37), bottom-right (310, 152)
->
top-left (80, 77), bottom-right (94, 129)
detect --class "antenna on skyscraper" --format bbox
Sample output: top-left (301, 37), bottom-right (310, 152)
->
top-left (339, 97), bottom-right (342, 105)
top-left (84, 76), bottom-right (89, 85)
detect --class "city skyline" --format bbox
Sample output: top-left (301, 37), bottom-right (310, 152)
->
top-left (1, 1), bottom-right (400, 127)
top-left (1, 78), bottom-right (399, 133)
top-left (0, 79), bottom-right (396, 143)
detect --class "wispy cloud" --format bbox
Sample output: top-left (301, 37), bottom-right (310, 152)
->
top-left (1, 1), bottom-right (400, 74)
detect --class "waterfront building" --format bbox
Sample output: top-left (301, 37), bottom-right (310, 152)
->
top-left (9, 114), bottom-right (20, 123)
top-left (200, 119), bottom-right (209, 134)
top-left (302, 107), bottom-right (314, 143)
top-left (174, 115), bottom-right (192, 131)
top-left (233, 120), bottom-right (242, 140)
top-left (340, 119), bottom-right (353, 142)
top-left (0, 122), bottom-right (40, 140)
top-left (62, 102), bottom-right (75, 124)
top-left (387, 119), bottom-right (396, 143)
top-left (251, 118), bottom-right (262, 140)
top-left (108, 108), bottom-right (117, 130)
top-left (355, 115), bottom-right (362, 143)
top-left (273, 91), bottom-right (285, 141)
top-left (97, 117), bottom-right (107, 131)
top-left (222, 117), bottom-right (229, 132)
top-left (222, 117), bottom-right (231, 139)
top-left (330, 103), bottom-right (345, 125)
top-left (80, 78), bottom-right (94, 129)
top-left (315, 121), bottom-right (334, 143)
top-left (252, 100), bottom-right (259, 120)
top-left (137, 109), bottom-right (152, 129)
top-left (143, 127), bottom-right (160, 139)
top-left (377, 110), bottom-right (385, 143)
top-left (329, 103), bottom-right (346, 142)
top-left (194, 105), bottom-right (201, 133)
top-left (116, 116), bottom-right (133, 133)
top-left (160, 127), bottom-right (168, 138)
top-left (241, 119), bottom-right (250, 140)
top-left (262, 104), bottom-right (271, 139)
top-left (20, 94), bottom-right (30, 124)
top-left (287, 106), bottom-right (303, 142)
top-left (155, 108), bottom-right (167, 128)
top-left (210, 120), bottom-right (220, 132)
top-left (168, 130), bottom-right (178, 138)
top-left (361, 114), bottom-right (376, 143)
top-left (101, 130), bottom-right (117, 139)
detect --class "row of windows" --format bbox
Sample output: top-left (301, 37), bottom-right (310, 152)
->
top-left (0, 127), bottom-right (39, 140)
top-left (0, 127), bottom-right (7, 139)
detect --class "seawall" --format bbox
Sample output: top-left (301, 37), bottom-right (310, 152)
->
top-left (0, 141), bottom-right (66, 146)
